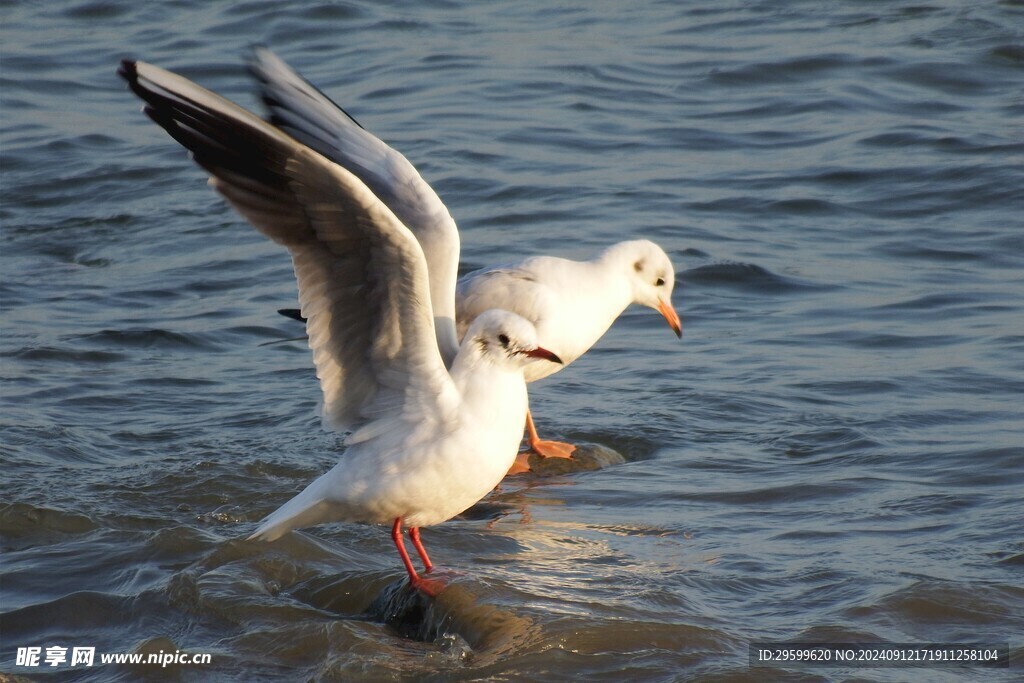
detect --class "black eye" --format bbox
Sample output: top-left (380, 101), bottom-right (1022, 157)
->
top-left (498, 334), bottom-right (510, 347)
top-left (655, 278), bottom-right (666, 287)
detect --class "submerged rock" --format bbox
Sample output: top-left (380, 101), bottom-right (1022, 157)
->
top-left (364, 575), bottom-right (533, 655)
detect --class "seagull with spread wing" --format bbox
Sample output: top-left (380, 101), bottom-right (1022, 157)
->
top-left (120, 59), bottom-right (562, 595)
top-left (248, 49), bottom-right (682, 473)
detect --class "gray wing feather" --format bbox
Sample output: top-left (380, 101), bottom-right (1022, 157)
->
top-left (249, 48), bottom-right (461, 367)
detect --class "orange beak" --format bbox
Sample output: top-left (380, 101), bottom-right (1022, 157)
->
top-left (658, 298), bottom-right (682, 339)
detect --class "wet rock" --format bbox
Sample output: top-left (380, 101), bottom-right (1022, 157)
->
top-left (363, 575), bottom-right (534, 654)
top-left (524, 442), bottom-right (626, 476)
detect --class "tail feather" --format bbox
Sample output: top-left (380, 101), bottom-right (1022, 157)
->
top-left (247, 470), bottom-right (338, 541)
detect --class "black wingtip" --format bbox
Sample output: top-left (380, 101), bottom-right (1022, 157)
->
top-left (247, 47), bottom-right (367, 132)
top-left (278, 308), bottom-right (306, 323)
top-left (117, 58), bottom-right (137, 83)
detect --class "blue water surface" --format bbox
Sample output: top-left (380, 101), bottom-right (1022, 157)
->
top-left (2, 1), bottom-right (1022, 681)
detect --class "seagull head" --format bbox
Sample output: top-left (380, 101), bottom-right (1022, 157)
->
top-left (611, 240), bottom-right (682, 339)
top-left (465, 310), bottom-right (563, 369)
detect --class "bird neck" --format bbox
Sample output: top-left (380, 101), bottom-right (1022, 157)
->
top-left (581, 251), bottom-right (635, 316)
top-left (449, 343), bottom-right (513, 385)
top-left (449, 350), bottom-right (529, 429)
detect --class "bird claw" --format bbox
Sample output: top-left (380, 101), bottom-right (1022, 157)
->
top-left (410, 573), bottom-right (450, 598)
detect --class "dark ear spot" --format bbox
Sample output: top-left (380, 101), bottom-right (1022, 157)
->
top-left (633, 260), bottom-right (644, 273)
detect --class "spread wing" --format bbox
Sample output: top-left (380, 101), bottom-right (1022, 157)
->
top-left (120, 59), bottom-right (459, 435)
top-left (248, 47), bottom-right (461, 367)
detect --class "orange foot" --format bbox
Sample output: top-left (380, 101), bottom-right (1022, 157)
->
top-left (531, 439), bottom-right (577, 460)
top-left (506, 451), bottom-right (532, 476)
top-left (410, 575), bottom-right (448, 598)
top-left (507, 410), bottom-right (578, 475)
top-left (505, 440), bottom-right (578, 476)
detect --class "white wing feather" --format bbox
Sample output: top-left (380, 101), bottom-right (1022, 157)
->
top-left (248, 48), bottom-right (461, 367)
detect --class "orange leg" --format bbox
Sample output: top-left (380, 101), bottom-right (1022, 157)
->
top-left (525, 409), bottom-right (576, 459)
top-left (391, 518), bottom-right (443, 596)
top-left (392, 518), bottom-right (420, 582)
top-left (408, 526), bottom-right (433, 573)
top-left (506, 409), bottom-right (577, 475)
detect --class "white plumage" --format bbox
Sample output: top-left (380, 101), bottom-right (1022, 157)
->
top-left (457, 240), bottom-right (682, 383)
top-left (121, 58), bottom-right (562, 592)
top-left (248, 49), bottom-right (682, 465)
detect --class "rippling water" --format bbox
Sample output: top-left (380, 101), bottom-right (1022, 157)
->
top-left (2, 1), bottom-right (1023, 680)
